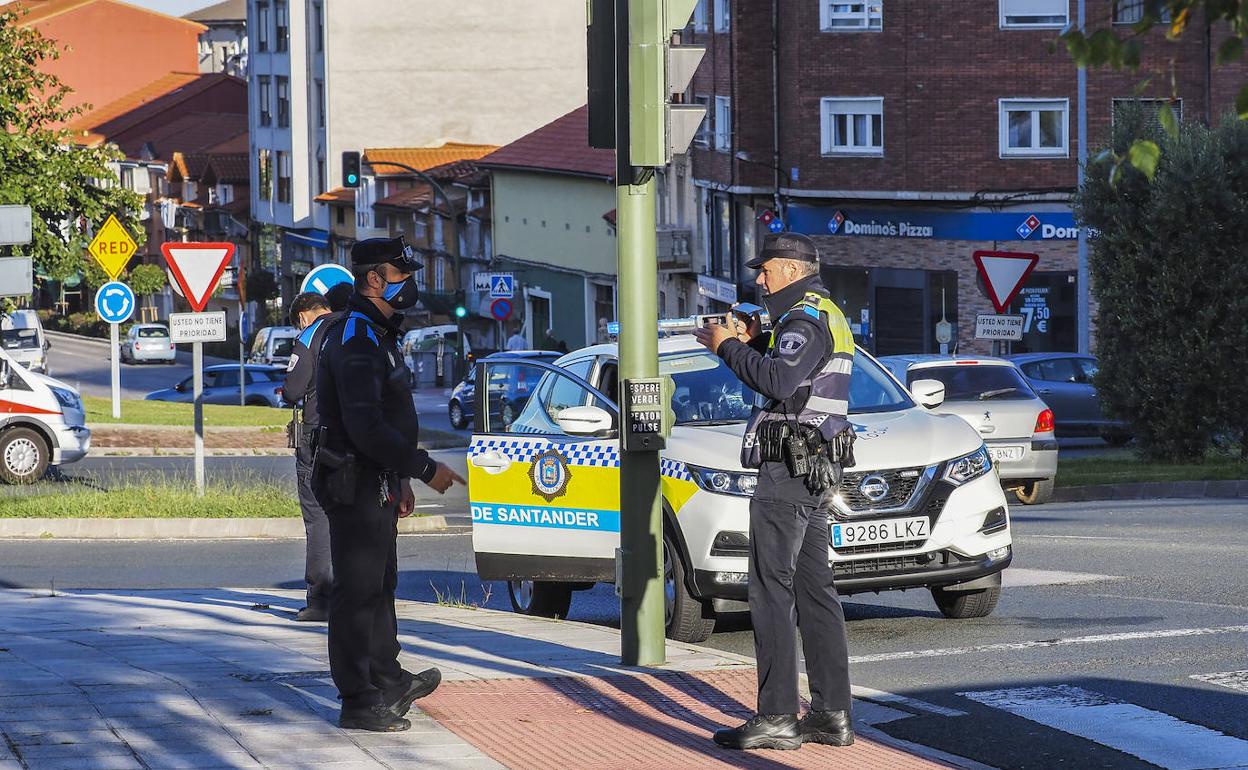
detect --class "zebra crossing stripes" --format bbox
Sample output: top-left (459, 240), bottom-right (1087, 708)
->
top-left (1191, 670), bottom-right (1248, 694)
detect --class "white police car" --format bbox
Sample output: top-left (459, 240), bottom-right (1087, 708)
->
top-left (467, 332), bottom-right (1013, 642)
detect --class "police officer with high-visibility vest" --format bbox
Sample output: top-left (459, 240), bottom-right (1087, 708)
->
top-left (313, 236), bottom-right (465, 732)
top-left (694, 232), bottom-right (857, 752)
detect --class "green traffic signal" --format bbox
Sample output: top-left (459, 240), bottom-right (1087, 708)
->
top-left (455, 306), bottom-right (467, 319)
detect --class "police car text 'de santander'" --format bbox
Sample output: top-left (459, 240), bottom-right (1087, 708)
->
top-left (467, 332), bottom-right (1012, 643)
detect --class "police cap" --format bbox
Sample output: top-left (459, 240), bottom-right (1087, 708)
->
top-left (746, 232), bottom-right (819, 269)
top-left (350, 236), bottom-right (423, 272)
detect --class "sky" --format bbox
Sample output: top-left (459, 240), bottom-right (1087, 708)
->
top-left (122, 0), bottom-right (221, 17)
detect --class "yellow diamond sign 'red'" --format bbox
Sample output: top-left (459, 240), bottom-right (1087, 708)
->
top-left (87, 214), bottom-right (138, 281)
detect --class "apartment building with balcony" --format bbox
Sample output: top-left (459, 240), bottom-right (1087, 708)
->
top-left (684, 0), bottom-right (1246, 355)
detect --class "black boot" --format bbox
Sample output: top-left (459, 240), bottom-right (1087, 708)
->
top-left (798, 709), bottom-right (854, 746)
top-left (383, 668), bottom-right (442, 717)
top-left (713, 714), bottom-right (802, 750)
top-left (338, 702), bottom-right (411, 732)
top-left (294, 606), bottom-right (328, 622)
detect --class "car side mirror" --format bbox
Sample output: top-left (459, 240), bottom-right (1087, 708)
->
top-left (556, 405), bottom-right (614, 436)
top-left (43, 340), bottom-right (51, 350)
top-left (911, 378), bottom-right (946, 409)
top-left (174, 381), bottom-right (187, 393)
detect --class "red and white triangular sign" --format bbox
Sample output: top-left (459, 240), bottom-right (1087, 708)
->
top-left (161, 242), bottom-right (235, 312)
top-left (973, 250), bottom-right (1039, 313)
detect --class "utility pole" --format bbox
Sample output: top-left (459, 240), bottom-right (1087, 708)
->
top-left (588, 0), bottom-right (704, 666)
top-left (1076, 0), bottom-right (1089, 354)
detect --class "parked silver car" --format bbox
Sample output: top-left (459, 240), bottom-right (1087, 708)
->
top-left (879, 355), bottom-right (1059, 505)
top-left (144, 364), bottom-right (287, 407)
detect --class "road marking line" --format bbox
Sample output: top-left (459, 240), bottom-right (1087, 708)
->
top-left (1191, 671), bottom-right (1248, 694)
top-left (851, 685), bottom-right (967, 717)
top-left (849, 625), bottom-right (1248, 664)
top-left (1002, 568), bottom-right (1119, 587)
top-left (1029, 534), bottom-right (1137, 541)
top-left (959, 685), bottom-right (1248, 770)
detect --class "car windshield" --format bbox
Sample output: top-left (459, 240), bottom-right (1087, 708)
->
top-left (910, 364), bottom-right (1035, 401)
top-left (659, 348), bottom-right (913, 425)
top-left (137, 327), bottom-right (168, 338)
top-left (272, 338), bottom-right (295, 357)
top-left (1, 329), bottom-right (39, 350)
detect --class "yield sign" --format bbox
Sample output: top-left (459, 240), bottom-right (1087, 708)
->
top-left (973, 250), bottom-right (1039, 313)
top-left (161, 242), bottom-right (235, 312)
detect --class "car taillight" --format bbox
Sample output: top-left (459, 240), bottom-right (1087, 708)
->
top-left (1034, 408), bottom-right (1054, 434)
top-left (275, 386), bottom-right (284, 396)
top-left (134, 343), bottom-right (141, 350)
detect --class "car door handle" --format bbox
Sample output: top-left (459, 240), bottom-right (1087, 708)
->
top-left (1037, 388), bottom-right (1053, 395)
top-left (470, 451), bottom-right (511, 472)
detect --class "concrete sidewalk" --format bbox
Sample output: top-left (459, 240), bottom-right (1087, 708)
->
top-left (0, 588), bottom-right (970, 770)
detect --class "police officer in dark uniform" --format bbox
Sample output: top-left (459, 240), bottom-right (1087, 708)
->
top-left (282, 291), bottom-right (343, 622)
top-left (694, 232), bottom-right (857, 751)
top-left (315, 236), bottom-right (465, 732)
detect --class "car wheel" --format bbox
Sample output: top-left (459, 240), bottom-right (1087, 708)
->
top-left (0, 427), bottom-right (50, 485)
top-left (507, 579), bottom-right (572, 619)
top-left (931, 585), bottom-right (1001, 619)
top-left (664, 532), bottom-right (715, 643)
top-left (1101, 430), bottom-right (1133, 447)
top-left (1014, 479), bottom-right (1054, 505)
top-left (448, 400), bottom-right (467, 430)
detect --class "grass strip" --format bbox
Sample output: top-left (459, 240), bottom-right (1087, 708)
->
top-left (1057, 450), bottom-right (1248, 487)
top-left (83, 396), bottom-right (289, 428)
top-left (3, 470), bottom-right (299, 518)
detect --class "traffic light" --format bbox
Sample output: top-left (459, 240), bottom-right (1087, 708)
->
top-left (629, 0), bottom-right (706, 168)
top-left (453, 289), bottom-right (467, 319)
top-left (342, 151), bottom-right (361, 188)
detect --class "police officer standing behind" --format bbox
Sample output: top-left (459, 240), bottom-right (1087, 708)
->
top-left (282, 291), bottom-right (344, 622)
top-left (694, 232), bottom-right (857, 751)
top-left (315, 236), bottom-right (465, 732)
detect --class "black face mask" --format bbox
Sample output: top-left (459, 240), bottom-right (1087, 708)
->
top-left (377, 272), bottom-right (420, 311)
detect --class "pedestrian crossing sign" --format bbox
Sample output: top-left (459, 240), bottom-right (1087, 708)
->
top-left (490, 275), bottom-right (514, 299)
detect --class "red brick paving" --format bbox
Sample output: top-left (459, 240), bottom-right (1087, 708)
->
top-left (420, 669), bottom-right (953, 769)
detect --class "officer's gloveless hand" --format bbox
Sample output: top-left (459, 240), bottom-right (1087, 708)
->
top-left (426, 462), bottom-right (466, 494)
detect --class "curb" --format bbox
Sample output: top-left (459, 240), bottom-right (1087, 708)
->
top-left (1052, 479), bottom-right (1248, 503)
top-left (0, 514), bottom-right (470, 539)
top-left (89, 439), bottom-right (468, 456)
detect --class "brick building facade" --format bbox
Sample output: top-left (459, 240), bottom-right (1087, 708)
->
top-left (684, 0), bottom-right (1245, 354)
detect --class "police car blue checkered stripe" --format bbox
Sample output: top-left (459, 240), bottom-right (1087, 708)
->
top-left (469, 438), bottom-right (691, 479)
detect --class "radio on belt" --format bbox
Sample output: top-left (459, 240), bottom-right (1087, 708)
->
top-left (621, 377), bottom-right (674, 452)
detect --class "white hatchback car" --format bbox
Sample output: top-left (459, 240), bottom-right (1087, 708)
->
top-left (879, 355), bottom-right (1059, 505)
top-left (467, 335), bottom-right (1014, 642)
top-left (121, 324), bottom-right (176, 364)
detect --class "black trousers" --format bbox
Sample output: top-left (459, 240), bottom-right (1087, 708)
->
top-left (748, 465), bottom-right (851, 716)
top-left (296, 441), bottom-right (333, 611)
top-left (325, 471), bottom-right (405, 707)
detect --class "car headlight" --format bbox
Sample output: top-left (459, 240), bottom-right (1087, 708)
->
top-left (688, 464), bottom-right (758, 497)
top-left (51, 386), bottom-right (81, 412)
top-left (943, 445), bottom-right (993, 486)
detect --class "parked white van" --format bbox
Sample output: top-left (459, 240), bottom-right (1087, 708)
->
top-left (248, 326), bottom-right (300, 367)
top-left (1, 309), bottom-right (49, 375)
top-left (0, 345), bottom-right (89, 484)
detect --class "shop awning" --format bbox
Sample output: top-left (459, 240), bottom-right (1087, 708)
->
top-left (284, 228), bottom-right (330, 249)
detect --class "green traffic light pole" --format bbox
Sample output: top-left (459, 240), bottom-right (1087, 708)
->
top-left (358, 158), bottom-right (466, 375)
top-left (616, 0), bottom-right (665, 668)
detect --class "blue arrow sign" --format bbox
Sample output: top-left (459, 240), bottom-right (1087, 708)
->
top-left (300, 263), bottom-right (354, 295)
top-left (95, 281), bottom-right (135, 324)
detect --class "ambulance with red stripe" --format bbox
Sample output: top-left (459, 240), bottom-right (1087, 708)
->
top-left (0, 345), bottom-right (89, 484)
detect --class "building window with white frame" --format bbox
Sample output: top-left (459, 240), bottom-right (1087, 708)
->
top-left (274, 0), bottom-right (288, 52)
top-left (257, 75), bottom-right (271, 126)
top-left (257, 149), bottom-right (271, 200)
top-left (313, 1), bottom-right (324, 51)
top-left (276, 76), bottom-right (289, 128)
top-left (999, 0), bottom-right (1068, 28)
top-left (255, 1), bottom-right (269, 52)
top-left (999, 99), bottom-right (1069, 156)
top-left (821, 2), bottom-right (882, 31)
top-left (714, 0), bottom-right (730, 32)
top-left (315, 79), bottom-right (324, 128)
top-left (693, 0), bottom-right (708, 32)
top-left (714, 95), bottom-right (731, 151)
top-left (821, 97), bottom-right (884, 155)
top-left (1113, 0), bottom-right (1170, 23)
top-left (276, 151), bottom-right (291, 202)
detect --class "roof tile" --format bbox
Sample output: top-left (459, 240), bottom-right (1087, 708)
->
top-left (478, 105), bottom-right (614, 180)
top-left (363, 143), bottom-right (498, 176)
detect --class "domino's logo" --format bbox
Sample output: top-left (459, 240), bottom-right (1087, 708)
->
top-left (828, 210), bottom-right (845, 234)
top-left (1016, 214), bottom-right (1042, 239)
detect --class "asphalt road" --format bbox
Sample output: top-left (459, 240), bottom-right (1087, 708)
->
top-left (45, 330), bottom-right (235, 400)
top-left (1, 498), bottom-right (1245, 768)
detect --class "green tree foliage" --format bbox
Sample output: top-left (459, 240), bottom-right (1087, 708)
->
top-left (1061, 1), bottom-right (1247, 179)
top-left (1074, 104), bottom-right (1248, 460)
top-left (0, 8), bottom-right (143, 282)
top-left (127, 263), bottom-right (166, 298)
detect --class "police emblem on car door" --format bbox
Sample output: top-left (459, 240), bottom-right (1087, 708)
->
top-left (467, 359), bottom-right (620, 581)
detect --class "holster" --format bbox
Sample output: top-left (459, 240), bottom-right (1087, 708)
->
top-left (311, 436), bottom-right (358, 506)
